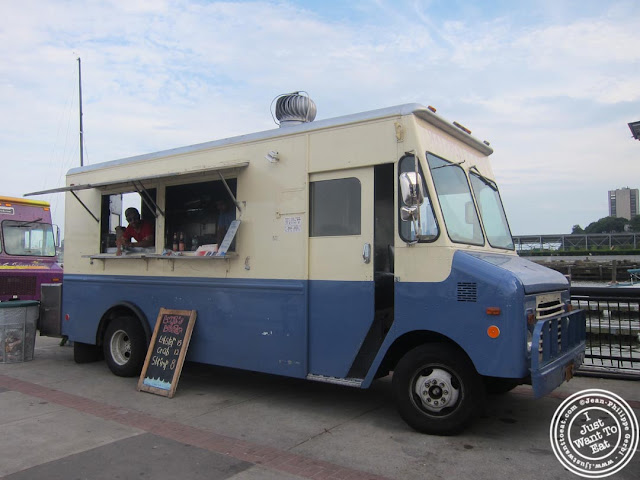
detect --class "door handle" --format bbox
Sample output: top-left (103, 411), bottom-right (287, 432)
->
top-left (362, 243), bottom-right (371, 264)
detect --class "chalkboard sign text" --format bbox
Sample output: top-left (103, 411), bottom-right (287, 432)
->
top-left (137, 308), bottom-right (197, 398)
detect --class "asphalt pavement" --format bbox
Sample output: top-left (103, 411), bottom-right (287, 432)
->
top-left (1, 336), bottom-right (638, 480)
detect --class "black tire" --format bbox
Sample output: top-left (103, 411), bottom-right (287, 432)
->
top-left (103, 317), bottom-right (147, 377)
top-left (392, 343), bottom-right (484, 435)
top-left (74, 341), bottom-right (103, 363)
top-left (483, 376), bottom-right (521, 395)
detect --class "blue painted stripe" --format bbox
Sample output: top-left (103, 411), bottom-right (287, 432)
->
top-left (63, 274), bottom-right (308, 378)
top-left (63, 249), bottom-right (571, 391)
top-left (63, 274), bottom-right (377, 381)
top-left (66, 274), bottom-right (306, 292)
top-left (361, 251), bottom-right (531, 387)
top-left (308, 280), bottom-right (375, 378)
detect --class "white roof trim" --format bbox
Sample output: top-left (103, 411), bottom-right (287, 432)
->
top-left (25, 161), bottom-right (249, 197)
top-left (66, 104), bottom-right (492, 177)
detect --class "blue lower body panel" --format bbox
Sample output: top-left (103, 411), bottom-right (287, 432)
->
top-left (62, 274), bottom-right (377, 381)
top-left (62, 274), bottom-right (309, 378)
top-left (308, 280), bottom-right (375, 378)
top-left (530, 310), bottom-right (586, 398)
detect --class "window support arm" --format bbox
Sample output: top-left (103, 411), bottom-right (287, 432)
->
top-left (218, 172), bottom-right (242, 213)
top-left (71, 191), bottom-right (99, 223)
top-left (133, 181), bottom-right (165, 217)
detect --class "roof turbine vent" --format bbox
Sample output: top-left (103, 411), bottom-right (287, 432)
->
top-left (272, 91), bottom-right (317, 127)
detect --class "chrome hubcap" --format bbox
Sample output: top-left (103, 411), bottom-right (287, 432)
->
top-left (414, 368), bottom-right (460, 413)
top-left (110, 329), bottom-right (132, 366)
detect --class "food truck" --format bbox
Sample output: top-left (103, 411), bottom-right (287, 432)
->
top-left (0, 196), bottom-right (62, 301)
top-left (31, 94), bottom-right (585, 434)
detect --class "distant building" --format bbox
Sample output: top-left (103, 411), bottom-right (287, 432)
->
top-left (608, 187), bottom-right (639, 220)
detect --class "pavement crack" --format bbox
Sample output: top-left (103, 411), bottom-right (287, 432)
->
top-left (287, 403), bottom-right (385, 450)
top-left (187, 392), bottom-right (276, 421)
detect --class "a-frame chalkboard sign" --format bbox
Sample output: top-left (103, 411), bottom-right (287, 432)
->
top-left (137, 308), bottom-right (197, 398)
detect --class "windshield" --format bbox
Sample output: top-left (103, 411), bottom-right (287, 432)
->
top-left (2, 220), bottom-right (56, 257)
top-left (427, 153), bottom-right (484, 245)
top-left (469, 170), bottom-right (514, 250)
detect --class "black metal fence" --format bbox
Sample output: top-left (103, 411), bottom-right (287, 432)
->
top-left (571, 287), bottom-right (640, 379)
top-left (514, 233), bottom-right (640, 252)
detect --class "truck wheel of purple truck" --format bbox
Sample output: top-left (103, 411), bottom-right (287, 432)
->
top-left (103, 316), bottom-right (147, 377)
top-left (392, 343), bottom-right (484, 435)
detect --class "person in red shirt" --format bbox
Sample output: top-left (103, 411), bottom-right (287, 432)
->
top-left (116, 208), bottom-right (154, 255)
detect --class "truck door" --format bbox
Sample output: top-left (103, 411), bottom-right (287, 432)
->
top-left (308, 167), bottom-right (375, 378)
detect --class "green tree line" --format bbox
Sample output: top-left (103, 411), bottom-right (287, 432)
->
top-left (572, 215), bottom-right (640, 234)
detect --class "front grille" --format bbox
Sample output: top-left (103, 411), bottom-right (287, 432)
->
top-left (535, 292), bottom-right (564, 320)
top-left (0, 275), bottom-right (37, 296)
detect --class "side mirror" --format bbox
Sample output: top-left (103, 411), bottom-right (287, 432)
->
top-left (55, 225), bottom-right (61, 248)
top-left (401, 205), bottom-right (418, 222)
top-left (400, 172), bottom-right (424, 207)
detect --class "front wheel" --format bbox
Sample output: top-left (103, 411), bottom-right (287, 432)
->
top-left (392, 343), bottom-right (484, 435)
top-left (103, 317), bottom-right (147, 377)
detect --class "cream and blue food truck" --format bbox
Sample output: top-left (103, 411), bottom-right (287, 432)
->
top-left (31, 94), bottom-right (585, 434)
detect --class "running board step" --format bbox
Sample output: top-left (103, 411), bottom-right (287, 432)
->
top-left (306, 374), bottom-right (363, 388)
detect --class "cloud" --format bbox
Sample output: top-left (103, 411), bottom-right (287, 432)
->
top-left (0, 0), bottom-right (639, 237)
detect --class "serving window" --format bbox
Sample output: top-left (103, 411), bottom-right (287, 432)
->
top-left (98, 177), bottom-right (238, 255)
top-left (100, 189), bottom-right (157, 253)
top-left (164, 178), bottom-right (237, 252)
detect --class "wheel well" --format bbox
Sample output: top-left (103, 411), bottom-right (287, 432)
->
top-left (378, 331), bottom-right (474, 376)
top-left (96, 302), bottom-right (151, 346)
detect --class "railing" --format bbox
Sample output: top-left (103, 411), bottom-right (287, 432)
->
top-left (514, 233), bottom-right (640, 252)
top-left (571, 286), bottom-right (640, 379)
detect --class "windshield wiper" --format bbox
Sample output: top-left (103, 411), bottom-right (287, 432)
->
top-left (469, 166), bottom-right (497, 191)
top-left (13, 218), bottom-right (43, 228)
top-left (430, 159), bottom-right (465, 170)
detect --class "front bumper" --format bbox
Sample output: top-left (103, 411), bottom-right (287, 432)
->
top-left (530, 309), bottom-right (586, 398)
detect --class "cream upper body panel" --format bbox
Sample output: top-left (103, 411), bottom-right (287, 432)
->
top-left (64, 135), bottom-right (310, 280)
top-left (62, 103), bottom-right (502, 282)
top-left (392, 114), bottom-right (514, 284)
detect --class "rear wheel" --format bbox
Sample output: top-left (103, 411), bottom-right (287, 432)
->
top-left (392, 343), bottom-right (484, 435)
top-left (103, 317), bottom-right (147, 377)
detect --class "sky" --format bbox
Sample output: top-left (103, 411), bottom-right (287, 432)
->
top-left (1, 0), bottom-right (639, 237)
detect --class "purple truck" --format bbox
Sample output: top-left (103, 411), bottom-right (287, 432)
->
top-left (0, 196), bottom-right (62, 302)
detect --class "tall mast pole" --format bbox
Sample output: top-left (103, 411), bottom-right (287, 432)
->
top-left (78, 57), bottom-right (84, 167)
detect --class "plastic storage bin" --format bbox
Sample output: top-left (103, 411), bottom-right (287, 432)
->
top-left (0, 300), bottom-right (39, 363)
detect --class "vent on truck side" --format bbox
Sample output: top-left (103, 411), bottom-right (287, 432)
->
top-left (457, 282), bottom-right (477, 302)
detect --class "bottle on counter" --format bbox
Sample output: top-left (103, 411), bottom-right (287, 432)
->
top-left (172, 232), bottom-right (178, 251)
top-left (179, 232), bottom-right (185, 251)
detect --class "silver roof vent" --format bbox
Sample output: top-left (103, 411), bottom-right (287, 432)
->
top-left (272, 91), bottom-right (317, 127)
